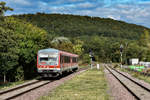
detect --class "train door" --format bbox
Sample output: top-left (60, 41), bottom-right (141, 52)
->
top-left (60, 54), bottom-right (64, 70)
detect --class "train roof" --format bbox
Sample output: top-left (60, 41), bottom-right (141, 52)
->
top-left (38, 48), bottom-right (78, 57)
top-left (38, 48), bottom-right (59, 53)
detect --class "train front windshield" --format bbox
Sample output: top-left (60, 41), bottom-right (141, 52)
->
top-left (39, 53), bottom-right (58, 65)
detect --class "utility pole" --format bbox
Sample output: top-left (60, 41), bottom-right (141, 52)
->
top-left (91, 57), bottom-right (92, 69)
top-left (125, 42), bottom-right (128, 64)
top-left (120, 52), bottom-right (122, 68)
top-left (89, 49), bottom-right (93, 69)
top-left (120, 44), bottom-right (123, 68)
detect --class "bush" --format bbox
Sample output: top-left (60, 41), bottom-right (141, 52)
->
top-left (82, 54), bottom-right (90, 64)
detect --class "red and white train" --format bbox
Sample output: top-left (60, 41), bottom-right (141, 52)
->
top-left (37, 48), bottom-right (78, 77)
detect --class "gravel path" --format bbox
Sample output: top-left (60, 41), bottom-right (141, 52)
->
top-left (104, 68), bottom-right (136, 100)
top-left (11, 70), bottom-right (86, 100)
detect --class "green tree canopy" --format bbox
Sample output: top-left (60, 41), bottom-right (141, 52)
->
top-left (139, 29), bottom-right (150, 47)
top-left (0, 17), bottom-right (48, 81)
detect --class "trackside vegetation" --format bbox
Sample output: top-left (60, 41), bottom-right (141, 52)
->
top-left (39, 68), bottom-right (109, 100)
top-left (0, 17), bottom-right (47, 82)
top-left (120, 68), bottom-right (150, 84)
top-left (113, 64), bottom-right (150, 84)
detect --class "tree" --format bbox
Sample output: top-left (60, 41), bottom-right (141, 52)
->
top-left (73, 39), bottom-right (84, 55)
top-left (126, 42), bottom-right (146, 61)
top-left (51, 37), bottom-right (74, 52)
top-left (0, 26), bottom-right (19, 83)
top-left (109, 42), bottom-right (120, 62)
top-left (0, 17), bottom-right (47, 82)
top-left (139, 29), bottom-right (150, 47)
top-left (0, 1), bottom-right (13, 16)
top-left (0, 2), bottom-right (14, 83)
top-left (13, 13), bottom-right (149, 40)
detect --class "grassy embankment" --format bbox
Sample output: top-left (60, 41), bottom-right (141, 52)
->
top-left (113, 64), bottom-right (150, 84)
top-left (39, 67), bottom-right (109, 100)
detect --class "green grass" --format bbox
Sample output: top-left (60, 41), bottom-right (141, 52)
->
top-left (79, 64), bottom-right (89, 68)
top-left (39, 68), bottom-right (109, 100)
top-left (128, 65), bottom-right (145, 72)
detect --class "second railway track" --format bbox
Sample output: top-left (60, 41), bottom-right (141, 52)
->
top-left (105, 64), bottom-right (150, 100)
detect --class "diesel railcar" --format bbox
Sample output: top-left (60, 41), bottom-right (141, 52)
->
top-left (37, 48), bottom-right (78, 77)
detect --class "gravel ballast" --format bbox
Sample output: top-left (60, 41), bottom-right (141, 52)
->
top-left (104, 68), bottom-right (136, 100)
top-left (11, 70), bottom-right (86, 100)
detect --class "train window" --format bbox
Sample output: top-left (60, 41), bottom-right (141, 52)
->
top-left (64, 56), bottom-right (70, 63)
top-left (72, 57), bottom-right (77, 63)
top-left (76, 58), bottom-right (78, 62)
top-left (72, 58), bottom-right (74, 62)
top-left (40, 57), bottom-right (48, 61)
top-left (48, 57), bottom-right (57, 62)
top-left (64, 56), bottom-right (66, 63)
top-left (48, 54), bottom-right (58, 65)
top-left (69, 57), bottom-right (70, 63)
top-left (48, 57), bottom-right (58, 65)
top-left (64, 56), bottom-right (67, 63)
top-left (39, 53), bottom-right (58, 65)
top-left (60, 55), bottom-right (63, 63)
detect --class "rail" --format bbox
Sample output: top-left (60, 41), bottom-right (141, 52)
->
top-left (105, 64), bottom-right (150, 100)
top-left (0, 67), bottom-right (88, 100)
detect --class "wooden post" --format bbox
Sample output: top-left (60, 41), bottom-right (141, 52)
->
top-left (121, 53), bottom-right (122, 68)
top-left (91, 58), bottom-right (92, 69)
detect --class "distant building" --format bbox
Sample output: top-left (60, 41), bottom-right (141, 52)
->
top-left (139, 61), bottom-right (150, 68)
top-left (129, 58), bottom-right (139, 65)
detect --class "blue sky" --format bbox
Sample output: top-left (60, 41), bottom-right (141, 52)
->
top-left (1, 0), bottom-right (150, 28)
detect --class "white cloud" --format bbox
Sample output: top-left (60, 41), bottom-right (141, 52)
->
top-left (76, 2), bottom-right (95, 8)
top-left (68, 3), bottom-right (150, 27)
top-left (107, 15), bottom-right (121, 20)
top-left (3, 0), bottom-right (150, 28)
top-left (5, 0), bottom-right (31, 6)
top-left (118, 5), bottom-right (150, 21)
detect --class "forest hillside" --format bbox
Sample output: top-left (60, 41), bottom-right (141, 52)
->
top-left (13, 13), bottom-right (150, 40)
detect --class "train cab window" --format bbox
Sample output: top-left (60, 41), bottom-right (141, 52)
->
top-left (40, 57), bottom-right (48, 61)
top-left (49, 57), bottom-right (57, 62)
top-left (39, 53), bottom-right (58, 65)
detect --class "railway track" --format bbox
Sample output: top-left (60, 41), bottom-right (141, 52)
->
top-left (0, 68), bottom-right (87, 100)
top-left (105, 64), bottom-right (150, 100)
top-left (0, 79), bottom-right (51, 100)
